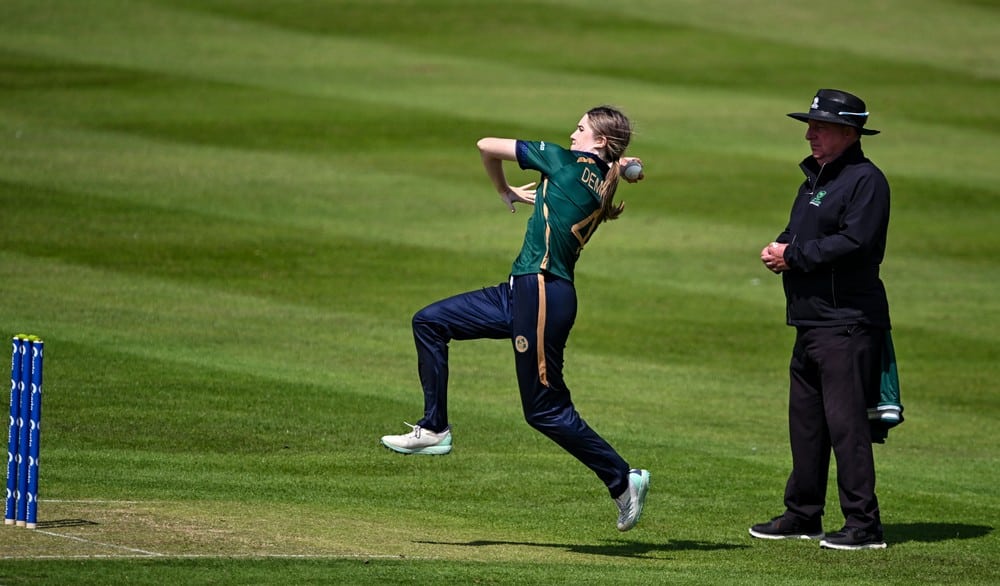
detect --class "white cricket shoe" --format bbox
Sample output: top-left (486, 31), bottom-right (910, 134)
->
top-left (380, 422), bottom-right (452, 455)
top-left (614, 468), bottom-right (650, 531)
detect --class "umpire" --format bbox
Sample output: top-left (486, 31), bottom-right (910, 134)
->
top-left (752, 89), bottom-right (892, 550)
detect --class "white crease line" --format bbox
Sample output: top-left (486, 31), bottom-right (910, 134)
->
top-left (0, 552), bottom-right (435, 560)
top-left (35, 529), bottom-right (164, 557)
top-left (40, 499), bottom-right (153, 504)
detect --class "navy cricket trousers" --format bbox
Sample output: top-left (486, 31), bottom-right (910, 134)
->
top-left (412, 273), bottom-right (630, 497)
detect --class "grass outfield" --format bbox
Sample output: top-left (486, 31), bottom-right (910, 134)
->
top-left (1, 0), bottom-right (998, 583)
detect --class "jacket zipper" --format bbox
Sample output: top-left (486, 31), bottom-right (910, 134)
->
top-left (830, 269), bottom-right (838, 309)
top-left (809, 164), bottom-right (825, 195)
top-left (812, 164), bottom-right (838, 308)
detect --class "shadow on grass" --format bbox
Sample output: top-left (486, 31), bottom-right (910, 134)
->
top-left (34, 519), bottom-right (99, 529)
top-left (416, 539), bottom-right (748, 559)
top-left (886, 523), bottom-right (992, 544)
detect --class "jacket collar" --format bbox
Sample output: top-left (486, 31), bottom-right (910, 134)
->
top-left (800, 140), bottom-right (867, 178)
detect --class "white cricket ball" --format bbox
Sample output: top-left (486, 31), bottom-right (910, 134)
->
top-left (623, 160), bottom-right (643, 181)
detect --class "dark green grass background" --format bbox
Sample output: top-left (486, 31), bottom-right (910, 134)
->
top-left (1, 1), bottom-right (997, 584)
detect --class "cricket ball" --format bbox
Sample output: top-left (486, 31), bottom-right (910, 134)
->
top-left (623, 160), bottom-right (643, 181)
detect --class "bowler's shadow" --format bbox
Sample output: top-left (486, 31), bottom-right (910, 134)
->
top-left (416, 538), bottom-right (747, 559)
top-left (885, 522), bottom-right (992, 544)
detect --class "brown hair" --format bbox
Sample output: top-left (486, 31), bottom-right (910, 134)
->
top-left (586, 105), bottom-right (633, 222)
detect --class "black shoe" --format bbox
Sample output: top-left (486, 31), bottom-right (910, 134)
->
top-left (819, 527), bottom-right (887, 550)
top-left (749, 515), bottom-right (824, 540)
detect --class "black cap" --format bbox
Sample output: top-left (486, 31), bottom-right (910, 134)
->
top-left (787, 89), bottom-right (880, 135)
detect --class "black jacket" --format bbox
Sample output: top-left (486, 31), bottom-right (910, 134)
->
top-left (776, 141), bottom-right (891, 328)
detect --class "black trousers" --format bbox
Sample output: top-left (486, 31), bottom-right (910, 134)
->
top-left (783, 325), bottom-right (883, 531)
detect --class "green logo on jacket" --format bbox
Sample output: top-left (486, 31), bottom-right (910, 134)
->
top-left (809, 190), bottom-right (827, 207)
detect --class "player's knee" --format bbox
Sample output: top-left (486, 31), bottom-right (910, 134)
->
top-left (412, 306), bottom-right (449, 342)
top-left (412, 306), bottom-right (438, 329)
top-left (523, 409), bottom-right (555, 433)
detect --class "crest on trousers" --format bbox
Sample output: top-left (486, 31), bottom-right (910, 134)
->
top-left (515, 335), bottom-right (529, 353)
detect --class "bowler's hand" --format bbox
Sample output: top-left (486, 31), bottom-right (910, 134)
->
top-left (500, 182), bottom-right (536, 212)
top-left (618, 157), bottom-right (644, 183)
top-left (761, 242), bottom-right (789, 273)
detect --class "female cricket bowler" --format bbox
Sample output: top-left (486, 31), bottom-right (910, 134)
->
top-left (381, 106), bottom-right (651, 531)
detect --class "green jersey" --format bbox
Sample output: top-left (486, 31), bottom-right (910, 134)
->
top-left (511, 140), bottom-right (609, 282)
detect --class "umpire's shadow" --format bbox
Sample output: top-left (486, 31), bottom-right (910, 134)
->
top-left (415, 539), bottom-right (748, 559)
top-left (884, 522), bottom-right (992, 544)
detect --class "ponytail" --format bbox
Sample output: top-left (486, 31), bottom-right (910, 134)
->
top-left (586, 105), bottom-right (633, 223)
top-left (599, 163), bottom-right (625, 222)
